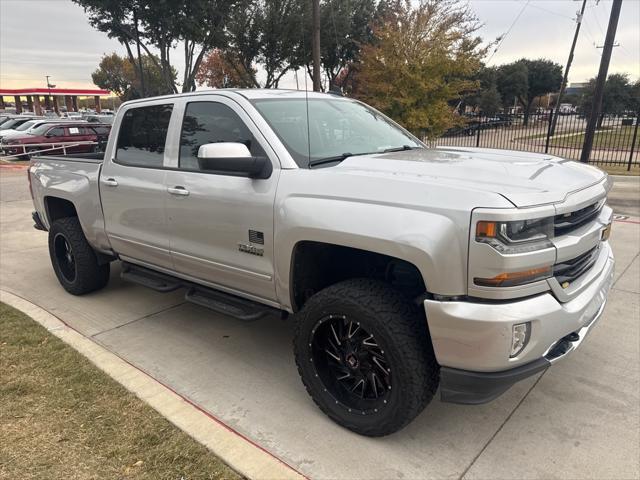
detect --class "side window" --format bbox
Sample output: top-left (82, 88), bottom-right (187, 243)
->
top-left (47, 127), bottom-right (65, 137)
top-left (116, 104), bottom-right (173, 167)
top-left (179, 101), bottom-right (265, 171)
top-left (68, 126), bottom-right (81, 135)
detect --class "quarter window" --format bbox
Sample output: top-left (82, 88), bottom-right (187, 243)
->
top-left (179, 101), bottom-right (264, 171)
top-left (116, 104), bottom-right (173, 167)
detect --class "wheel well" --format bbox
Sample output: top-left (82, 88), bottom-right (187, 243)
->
top-left (290, 241), bottom-right (426, 311)
top-left (45, 197), bottom-right (78, 223)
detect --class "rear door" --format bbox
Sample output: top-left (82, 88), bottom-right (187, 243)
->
top-left (100, 102), bottom-right (175, 270)
top-left (65, 125), bottom-right (91, 153)
top-left (164, 95), bottom-right (280, 302)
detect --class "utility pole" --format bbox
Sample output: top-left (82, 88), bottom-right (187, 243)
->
top-left (548, 0), bottom-right (587, 141)
top-left (311, 0), bottom-right (321, 91)
top-left (580, 0), bottom-right (623, 163)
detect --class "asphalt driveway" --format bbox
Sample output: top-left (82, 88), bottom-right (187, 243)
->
top-left (1, 165), bottom-right (638, 479)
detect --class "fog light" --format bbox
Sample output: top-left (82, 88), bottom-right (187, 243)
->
top-left (510, 322), bottom-right (530, 358)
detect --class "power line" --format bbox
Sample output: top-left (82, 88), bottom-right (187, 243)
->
top-left (486, 0), bottom-right (531, 65)
top-left (527, 2), bottom-right (574, 20)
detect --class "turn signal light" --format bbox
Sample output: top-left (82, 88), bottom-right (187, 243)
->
top-left (476, 221), bottom-right (497, 238)
top-left (474, 265), bottom-right (552, 287)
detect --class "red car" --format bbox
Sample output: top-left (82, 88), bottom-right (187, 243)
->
top-left (0, 122), bottom-right (111, 158)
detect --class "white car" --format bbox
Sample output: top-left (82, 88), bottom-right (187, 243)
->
top-left (0, 119), bottom-right (70, 140)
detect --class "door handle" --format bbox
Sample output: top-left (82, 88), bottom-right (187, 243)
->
top-left (102, 177), bottom-right (118, 187)
top-left (167, 186), bottom-right (190, 196)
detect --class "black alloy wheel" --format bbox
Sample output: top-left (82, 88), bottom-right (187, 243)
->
top-left (311, 314), bottom-right (392, 414)
top-left (293, 278), bottom-right (439, 436)
top-left (53, 233), bottom-right (77, 283)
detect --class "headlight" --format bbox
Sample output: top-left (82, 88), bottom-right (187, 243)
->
top-left (476, 217), bottom-right (554, 254)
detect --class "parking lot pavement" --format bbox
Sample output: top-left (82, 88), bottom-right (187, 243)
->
top-left (1, 167), bottom-right (639, 479)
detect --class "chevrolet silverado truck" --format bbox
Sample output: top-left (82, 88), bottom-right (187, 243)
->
top-left (28, 90), bottom-right (614, 436)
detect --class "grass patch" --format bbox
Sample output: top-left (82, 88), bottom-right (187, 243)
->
top-left (547, 126), bottom-right (638, 150)
top-left (0, 302), bottom-right (241, 480)
top-left (595, 164), bottom-right (640, 176)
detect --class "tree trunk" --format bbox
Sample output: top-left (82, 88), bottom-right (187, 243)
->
top-left (132, 10), bottom-right (146, 97)
top-left (522, 98), bottom-right (533, 127)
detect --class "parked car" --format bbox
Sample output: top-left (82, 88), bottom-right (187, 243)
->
top-left (0, 116), bottom-right (40, 131)
top-left (0, 118), bottom-right (79, 140)
top-left (84, 114), bottom-right (114, 124)
top-left (28, 90), bottom-right (614, 437)
top-left (1, 122), bottom-right (110, 158)
top-left (63, 112), bottom-right (83, 119)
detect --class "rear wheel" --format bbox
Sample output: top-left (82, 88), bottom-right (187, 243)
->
top-left (293, 278), bottom-right (439, 436)
top-left (48, 217), bottom-right (110, 295)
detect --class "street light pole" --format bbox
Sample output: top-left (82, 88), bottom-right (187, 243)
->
top-left (580, 0), bottom-right (623, 163)
top-left (45, 75), bottom-right (52, 108)
top-left (311, 0), bottom-right (321, 91)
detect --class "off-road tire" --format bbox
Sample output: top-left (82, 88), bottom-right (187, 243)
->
top-left (293, 278), bottom-right (439, 436)
top-left (48, 216), bottom-right (110, 295)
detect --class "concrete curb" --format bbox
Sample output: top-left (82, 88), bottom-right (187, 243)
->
top-left (0, 289), bottom-right (305, 480)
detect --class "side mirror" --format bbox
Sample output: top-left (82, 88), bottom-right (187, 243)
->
top-left (196, 142), bottom-right (271, 179)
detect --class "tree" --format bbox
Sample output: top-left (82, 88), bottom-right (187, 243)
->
top-left (217, 0), bottom-right (303, 89)
top-left (195, 50), bottom-right (256, 88)
top-left (92, 53), bottom-right (177, 100)
top-left (579, 73), bottom-right (635, 119)
top-left (496, 59), bottom-right (562, 125)
top-left (74, 0), bottom-right (235, 93)
top-left (320, 0), bottom-right (376, 90)
top-left (464, 66), bottom-right (502, 114)
top-left (495, 62), bottom-right (528, 111)
top-left (478, 86), bottom-right (502, 116)
top-left (353, 0), bottom-right (487, 137)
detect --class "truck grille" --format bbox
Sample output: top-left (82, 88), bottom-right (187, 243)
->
top-left (554, 200), bottom-right (603, 235)
top-left (554, 246), bottom-right (599, 285)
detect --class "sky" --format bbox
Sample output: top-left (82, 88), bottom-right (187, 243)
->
top-left (0, 0), bottom-right (638, 92)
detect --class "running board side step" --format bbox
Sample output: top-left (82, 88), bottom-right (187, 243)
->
top-left (121, 263), bottom-right (181, 292)
top-left (120, 262), bottom-right (280, 321)
top-left (185, 288), bottom-right (278, 322)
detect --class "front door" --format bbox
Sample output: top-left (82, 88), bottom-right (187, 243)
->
top-left (100, 102), bottom-right (175, 270)
top-left (164, 96), bottom-right (280, 303)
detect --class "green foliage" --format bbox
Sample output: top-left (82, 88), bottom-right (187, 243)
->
top-left (319, 0), bottom-right (377, 88)
top-left (495, 58), bottom-right (562, 124)
top-left (92, 53), bottom-right (177, 100)
top-left (353, 0), bottom-right (486, 137)
top-left (496, 62), bottom-right (528, 107)
top-left (209, 0), bottom-right (303, 89)
top-left (478, 86), bottom-right (502, 116)
top-left (579, 73), bottom-right (637, 116)
top-left (74, 0), bottom-right (235, 93)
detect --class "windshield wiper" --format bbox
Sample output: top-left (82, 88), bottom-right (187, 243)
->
top-left (308, 153), bottom-right (354, 168)
top-left (382, 145), bottom-right (421, 153)
top-left (308, 146), bottom-right (421, 168)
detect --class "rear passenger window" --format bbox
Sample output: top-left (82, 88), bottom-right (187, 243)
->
top-left (47, 127), bottom-right (64, 137)
top-left (179, 102), bottom-right (264, 171)
top-left (116, 104), bottom-right (173, 167)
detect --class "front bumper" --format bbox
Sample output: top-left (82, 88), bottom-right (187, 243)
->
top-left (425, 241), bottom-right (614, 404)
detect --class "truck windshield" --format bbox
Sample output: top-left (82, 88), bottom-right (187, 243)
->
top-left (251, 98), bottom-right (423, 168)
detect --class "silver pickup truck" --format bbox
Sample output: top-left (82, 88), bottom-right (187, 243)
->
top-left (28, 89), bottom-right (614, 436)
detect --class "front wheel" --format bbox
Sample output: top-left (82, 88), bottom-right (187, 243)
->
top-left (293, 279), bottom-right (439, 436)
top-left (48, 217), bottom-right (110, 295)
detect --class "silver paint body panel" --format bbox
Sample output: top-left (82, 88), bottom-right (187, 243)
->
top-left (28, 89), bottom-right (615, 373)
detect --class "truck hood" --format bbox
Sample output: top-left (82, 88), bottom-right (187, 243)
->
top-left (334, 147), bottom-right (607, 207)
